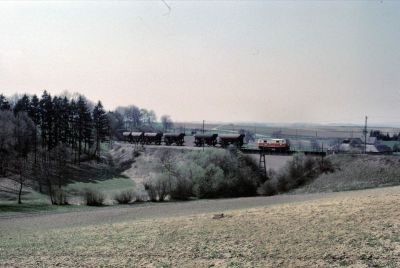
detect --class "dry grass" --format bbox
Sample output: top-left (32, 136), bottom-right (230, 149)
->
top-left (1, 187), bottom-right (400, 267)
top-left (295, 155), bottom-right (400, 194)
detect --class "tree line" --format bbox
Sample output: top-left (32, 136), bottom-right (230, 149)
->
top-left (370, 130), bottom-right (400, 141)
top-left (0, 91), bottom-right (173, 204)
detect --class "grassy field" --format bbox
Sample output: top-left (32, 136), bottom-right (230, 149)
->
top-left (1, 186), bottom-right (399, 267)
top-left (0, 176), bottom-right (135, 215)
top-left (66, 176), bottom-right (135, 198)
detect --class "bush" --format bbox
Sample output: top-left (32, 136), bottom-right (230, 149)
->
top-left (114, 190), bottom-right (136, 204)
top-left (144, 173), bottom-right (173, 201)
top-left (259, 177), bottom-right (278, 196)
top-left (51, 188), bottom-right (69, 205)
top-left (170, 176), bottom-right (193, 200)
top-left (146, 148), bottom-right (262, 200)
top-left (84, 189), bottom-right (105, 206)
top-left (135, 192), bottom-right (147, 202)
top-left (319, 157), bottom-right (335, 173)
top-left (190, 150), bottom-right (260, 198)
top-left (259, 153), bottom-right (327, 195)
top-left (194, 164), bottom-right (224, 198)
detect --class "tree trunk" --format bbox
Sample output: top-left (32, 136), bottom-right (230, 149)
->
top-left (18, 178), bottom-right (23, 204)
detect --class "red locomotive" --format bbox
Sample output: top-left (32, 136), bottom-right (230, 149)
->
top-left (257, 138), bottom-right (290, 152)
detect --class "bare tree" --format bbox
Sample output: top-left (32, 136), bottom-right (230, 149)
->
top-left (161, 115), bottom-right (173, 132)
top-left (8, 157), bottom-right (32, 204)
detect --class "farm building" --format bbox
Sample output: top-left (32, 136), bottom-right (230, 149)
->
top-left (329, 137), bottom-right (392, 154)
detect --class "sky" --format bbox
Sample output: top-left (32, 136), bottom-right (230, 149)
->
top-left (0, 1), bottom-right (399, 125)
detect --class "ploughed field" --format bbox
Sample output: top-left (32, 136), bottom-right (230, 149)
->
top-left (1, 186), bottom-right (400, 267)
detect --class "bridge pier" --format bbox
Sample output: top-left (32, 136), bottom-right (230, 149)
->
top-left (259, 152), bottom-right (267, 179)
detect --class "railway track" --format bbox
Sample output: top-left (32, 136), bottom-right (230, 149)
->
top-left (116, 141), bottom-right (327, 157)
top-left (240, 148), bottom-right (326, 157)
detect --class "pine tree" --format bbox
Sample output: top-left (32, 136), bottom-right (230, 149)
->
top-left (39, 91), bottom-right (54, 150)
top-left (0, 94), bottom-right (11, 111)
top-left (13, 94), bottom-right (31, 115)
top-left (69, 99), bottom-right (79, 162)
top-left (28, 95), bottom-right (40, 125)
top-left (28, 94), bottom-right (40, 163)
top-left (76, 96), bottom-right (92, 162)
top-left (93, 101), bottom-right (109, 158)
top-left (60, 97), bottom-right (71, 144)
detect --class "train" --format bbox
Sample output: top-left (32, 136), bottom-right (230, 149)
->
top-left (194, 133), bottom-right (245, 148)
top-left (123, 132), bottom-right (180, 146)
top-left (122, 132), bottom-right (245, 148)
top-left (257, 138), bottom-right (290, 152)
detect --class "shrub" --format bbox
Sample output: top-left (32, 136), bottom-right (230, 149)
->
top-left (170, 176), bottom-right (193, 200)
top-left (144, 173), bottom-right (173, 201)
top-left (170, 162), bottom-right (202, 200)
top-left (147, 148), bottom-right (262, 200)
top-left (114, 190), bottom-right (136, 204)
top-left (51, 188), bottom-right (69, 205)
top-left (259, 177), bottom-right (278, 196)
top-left (319, 157), bottom-right (335, 173)
top-left (259, 153), bottom-right (325, 195)
top-left (135, 192), bottom-right (147, 202)
top-left (194, 164), bottom-right (224, 198)
top-left (183, 149), bottom-right (261, 198)
top-left (84, 189), bottom-right (105, 206)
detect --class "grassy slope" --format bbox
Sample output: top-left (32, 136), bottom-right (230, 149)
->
top-left (295, 154), bottom-right (400, 194)
top-left (0, 177), bottom-right (135, 215)
top-left (66, 177), bottom-right (135, 197)
top-left (1, 187), bottom-right (400, 267)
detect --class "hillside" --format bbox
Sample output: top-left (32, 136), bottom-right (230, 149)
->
top-left (295, 154), bottom-right (400, 194)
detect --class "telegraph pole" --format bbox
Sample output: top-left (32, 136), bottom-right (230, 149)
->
top-left (202, 120), bottom-right (205, 151)
top-left (363, 116), bottom-right (368, 154)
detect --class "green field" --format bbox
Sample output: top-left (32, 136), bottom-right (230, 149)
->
top-left (66, 176), bottom-right (135, 196)
top-left (0, 177), bottom-right (135, 216)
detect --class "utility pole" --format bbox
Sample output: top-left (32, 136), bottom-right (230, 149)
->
top-left (202, 120), bottom-right (205, 151)
top-left (363, 116), bottom-right (368, 154)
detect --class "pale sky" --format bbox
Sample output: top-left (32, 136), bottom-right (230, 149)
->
top-left (0, 1), bottom-right (399, 125)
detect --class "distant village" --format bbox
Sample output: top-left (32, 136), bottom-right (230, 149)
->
top-left (329, 130), bottom-right (398, 154)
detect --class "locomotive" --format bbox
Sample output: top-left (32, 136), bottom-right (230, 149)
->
top-left (257, 138), bottom-right (290, 152)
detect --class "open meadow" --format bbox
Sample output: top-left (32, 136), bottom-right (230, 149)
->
top-left (1, 186), bottom-right (400, 267)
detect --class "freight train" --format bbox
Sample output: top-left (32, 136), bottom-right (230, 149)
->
top-left (122, 132), bottom-right (246, 148)
top-left (194, 133), bottom-right (245, 148)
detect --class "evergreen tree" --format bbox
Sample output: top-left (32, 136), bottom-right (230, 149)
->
top-left (60, 97), bottom-right (71, 144)
top-left (69, 99), bottom-right (78, 162)
top-left (13, 94), bottom-right (31, 115)
top-left (76, 96), bottom-right (92, 162)
top-left (39, 91), bottom-right (54, 150)
top-left (52, 96), bottom-right (63, 145)
top-left (93, 101), bottom-right (109, 158)
top-left (28, 94), bottom-right (40, 163)
top-left (0, 94), bottom-right (11, 111)
top-left (28, 95), bottom-right (40, 125)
